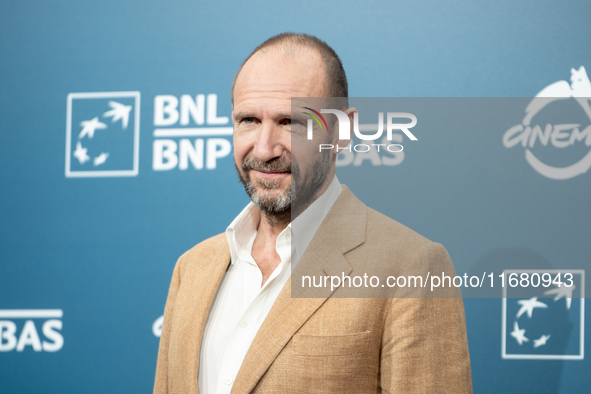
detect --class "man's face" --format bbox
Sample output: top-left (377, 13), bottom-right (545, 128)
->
top-left (232, 48), bottom-right (332, 216)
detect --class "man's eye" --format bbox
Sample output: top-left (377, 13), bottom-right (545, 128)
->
top-left (285, 119), bottom-right (301, 126)
top-left (243, 117), bottom-right (254, 125)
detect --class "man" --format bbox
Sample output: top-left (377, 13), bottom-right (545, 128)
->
top-left (154, 33), bottom-right (472, 393)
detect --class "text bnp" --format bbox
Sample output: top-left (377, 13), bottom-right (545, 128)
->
top-left (153, 94), bottom-right (233, 171)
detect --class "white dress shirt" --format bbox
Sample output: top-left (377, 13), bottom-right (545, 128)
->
top-left (198, 176), bottom-right (342, 394)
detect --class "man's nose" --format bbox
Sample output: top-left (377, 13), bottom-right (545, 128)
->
top-left (252, 122), bottom-right (284, 161)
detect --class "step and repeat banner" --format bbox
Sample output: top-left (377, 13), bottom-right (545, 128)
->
top-left (1, 1), bottom-right (590, 393)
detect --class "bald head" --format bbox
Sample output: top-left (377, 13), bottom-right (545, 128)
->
top-left (231, 33), bottom-right (348, 105)
top-left (233, 47), bottom-right (328, 108)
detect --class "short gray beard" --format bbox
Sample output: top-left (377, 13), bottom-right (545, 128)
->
top-left (244, 176), bottom-right (295, 214)
top-left (236, 148), bottom-right (332, 219)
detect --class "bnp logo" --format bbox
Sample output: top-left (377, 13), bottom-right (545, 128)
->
top-left (65, 91), bottom-right (140, 178)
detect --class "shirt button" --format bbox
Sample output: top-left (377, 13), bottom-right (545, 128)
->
top-left (239, 320), bottom-right (248, 328)
top-left (225, 377), bottom-right (233, 385)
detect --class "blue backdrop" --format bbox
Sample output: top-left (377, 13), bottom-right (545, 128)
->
top-left (1, 0), bottom-right (590, 392)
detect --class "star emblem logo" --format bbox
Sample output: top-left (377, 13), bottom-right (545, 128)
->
top-left (502, 269), bottom-right (585, 360)
top-left (65, 91), bottom-right (140, 178)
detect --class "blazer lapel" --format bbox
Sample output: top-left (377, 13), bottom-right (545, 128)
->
top-left (170, 235), bottom-right (230, 394)
top-left (231, 186), bottom-right (367, 393)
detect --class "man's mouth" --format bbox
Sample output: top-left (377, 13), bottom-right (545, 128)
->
top-left (250, 169), bottom-right (290, 179)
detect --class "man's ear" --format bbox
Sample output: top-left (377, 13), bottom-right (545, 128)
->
top-left (333, 107), bottom-right (356, 152)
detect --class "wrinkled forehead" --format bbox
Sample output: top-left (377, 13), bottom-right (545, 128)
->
top-left (233, 49), bottom-right (328, 109)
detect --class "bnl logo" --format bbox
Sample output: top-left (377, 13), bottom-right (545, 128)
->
top-left (0, 309), bottom-right (64, 352)
top-left (65, 91), bottom-right (140, 177)
top-left (152, 94), bottom-right (232, 170)
top-left (502, 270), bottom-right (585, 360)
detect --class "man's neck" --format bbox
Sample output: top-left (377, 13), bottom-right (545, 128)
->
top-left (257, 215), bottom-right (289, 241)
top-left (252, 215), bottom-right (287, 287)
top-left (252, 169), bottom-right (336, 286)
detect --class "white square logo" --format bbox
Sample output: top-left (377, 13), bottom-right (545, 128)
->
top-left (502, 269), bottom-right (585, 360)
top-left (65, 91), bottom-right (140, 177)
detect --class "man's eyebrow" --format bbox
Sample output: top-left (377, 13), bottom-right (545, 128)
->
top-left (233, 112), bottom-right (257, 119)
top-left (277, 113), bottom-right (300, 119)
top-left (233, 112), bottom-right (305, 120)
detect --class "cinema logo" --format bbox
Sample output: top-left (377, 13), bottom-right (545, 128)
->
top-left (304, 108), bottom-right (417, 155)
top-left (0, 309), bottom-right (64, 352)
top-left (502, 66), bottom-right (591, 180)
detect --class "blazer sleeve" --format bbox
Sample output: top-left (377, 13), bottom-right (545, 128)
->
top-left (153, 254), bottom-right (183, 394)
top-left (379, 243), bottom-right (473, 393)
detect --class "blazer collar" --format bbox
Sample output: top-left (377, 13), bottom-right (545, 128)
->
top-left (231, 185), bottom-right (367, 393)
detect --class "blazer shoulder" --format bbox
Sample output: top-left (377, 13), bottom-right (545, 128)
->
top-left (176, 232), bottom-right (229, 275)
top-left (365, 206), bottom-right (434, 250)
top-left (337, 186), bottom-right (443, 255)
top-left (359, 208), bottom-right (456, 282)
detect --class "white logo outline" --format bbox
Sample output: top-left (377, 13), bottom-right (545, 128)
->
top-left (501, 269), bottom-right (585, 360)
top-left (65, 91), bottom-right (141, 178)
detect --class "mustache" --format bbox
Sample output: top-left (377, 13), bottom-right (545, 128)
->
top-left (242, 156), bottom-right (291, 173)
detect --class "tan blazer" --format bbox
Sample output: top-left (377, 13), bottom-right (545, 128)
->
top-left (154, 186), bottom-right (472, 393)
